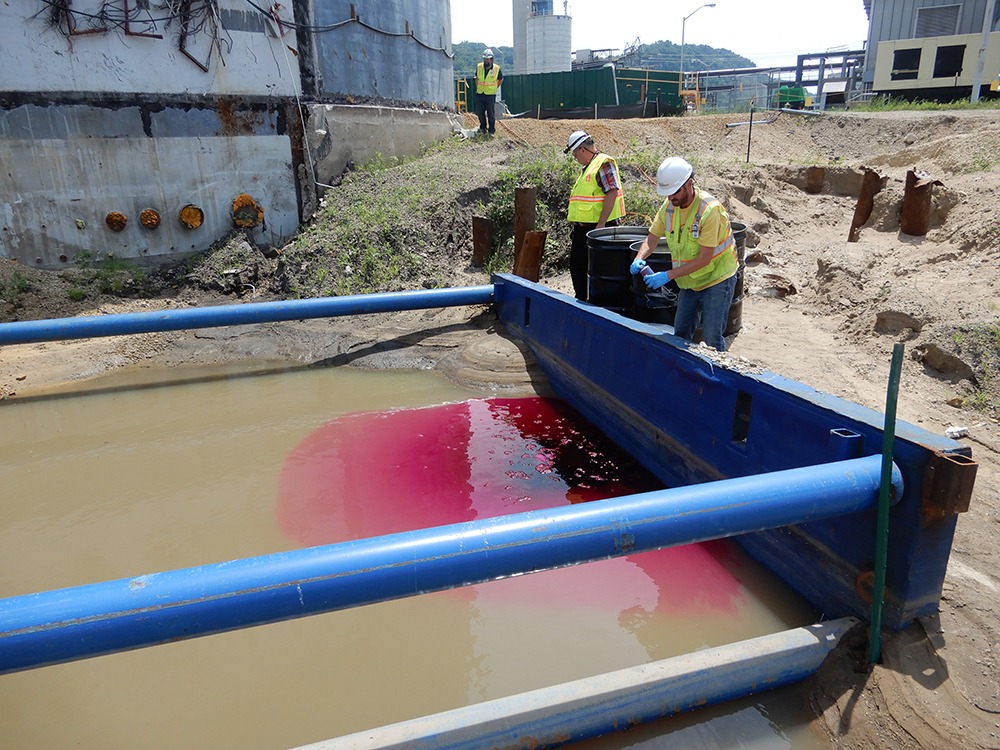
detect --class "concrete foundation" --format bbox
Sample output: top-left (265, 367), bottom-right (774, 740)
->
top-left (0, 0), bottom-right (454, 270)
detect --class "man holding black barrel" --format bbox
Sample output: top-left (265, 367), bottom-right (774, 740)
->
top-left (630, 156), bottom-right (737, 351)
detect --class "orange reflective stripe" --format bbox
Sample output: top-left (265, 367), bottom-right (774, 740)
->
top-left (567, 154), bottom-right (625, 223)
top-left (476, 64), bottom-right (501, 94)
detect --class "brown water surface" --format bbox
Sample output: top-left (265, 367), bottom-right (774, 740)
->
top-left (0, 362), bottom-right (829, 749)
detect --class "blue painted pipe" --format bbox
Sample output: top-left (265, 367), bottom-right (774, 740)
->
top-left (298, 617), bottom-right (860, 750)
top-left (0, 286), bottom-right (495, 345)
top-left (0, 455), bottom-right (901, 675)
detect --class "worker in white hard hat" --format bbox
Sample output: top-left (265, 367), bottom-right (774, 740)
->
top-left (630, 156), bottom-right (738, 351)
top-left (475, 49), bottom-right (503, 135)
top-left (565, 130), bottom-right (625, 301)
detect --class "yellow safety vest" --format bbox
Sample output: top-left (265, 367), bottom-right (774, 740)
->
top-left (476, 63), bottom-right (501, 95)
top-left (664, 188), bottom-right (737, 290)
top-left (567, 154), bottom-right (625, 224)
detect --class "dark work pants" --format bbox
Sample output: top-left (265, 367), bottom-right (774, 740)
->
top-left (570, 223), bottom-right (595, 300)
top-left (476, 93), bottom-right (496, 134)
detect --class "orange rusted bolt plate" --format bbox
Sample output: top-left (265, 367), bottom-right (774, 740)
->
top-left (179, 204), bottom-right (204, 229)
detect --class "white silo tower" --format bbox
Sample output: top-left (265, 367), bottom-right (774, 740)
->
top-left (514, 0), bottom-right (572, 75)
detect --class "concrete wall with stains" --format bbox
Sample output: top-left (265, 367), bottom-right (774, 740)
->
top-left (0, 1), bottom-right (455, 270)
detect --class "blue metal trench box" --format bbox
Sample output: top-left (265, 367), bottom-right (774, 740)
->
top-left (491, 273), bottom-right (976, 630)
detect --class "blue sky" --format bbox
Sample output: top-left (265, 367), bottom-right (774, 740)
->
top-left (451, 0), bottom-right (871, 69)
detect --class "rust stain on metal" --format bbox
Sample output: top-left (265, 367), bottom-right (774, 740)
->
top-left (105, 211), bottom-right (128, 232)
top-left (179, 204), bottom-right (204, 229)
top-left (847, 168), bottom-right (886, 242)
top-left (805, 165), bottom-right (825, 194)
top-left (216, 99), bottom-right (265, 136)
top-left (921, 450), bottom-right (977, 525)
top-left (139, 209), bottom-right (161, 229)
top-left (232, 193), bottom-right (264, 228)
top-left (900, 168), bottom-right (944, 237)
top-left (855, 569), bottom-right (875, 606)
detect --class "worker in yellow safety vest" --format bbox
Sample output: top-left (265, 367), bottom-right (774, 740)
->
top-left (630, 156), bottom-right (737, 351)
top-left (565, 129), bottom-right (625, 301)
top-left (475, 49), bottom-right (503, 135)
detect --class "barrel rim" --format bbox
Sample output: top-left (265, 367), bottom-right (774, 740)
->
top-left (586, 226), bottom-right (650, 243)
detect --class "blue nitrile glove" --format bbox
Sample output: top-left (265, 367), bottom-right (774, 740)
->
top-left (629, 258), bottom-right (647, 275)
top-left (644, 271), bottom-right (670, 290)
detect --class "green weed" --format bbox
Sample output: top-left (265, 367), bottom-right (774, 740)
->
top-left (962, 155), bottom-right (995, 173)
top-left (948, 321), bottom-right (1000, 416)
top-left (71, 252), bottom-right (147, 295)
top-left (851, 95), bottom-right (1000, 112)
top-left (0, 270), bottom-right (32, 313)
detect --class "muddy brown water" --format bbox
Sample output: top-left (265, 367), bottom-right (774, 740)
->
top-left (0, 362), bottom-right (830, 749)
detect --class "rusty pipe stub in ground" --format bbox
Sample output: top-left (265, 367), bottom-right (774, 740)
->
top-left (848, 168), bottom-right (886, 242)
top-left (900, 169), bottom-right (943, 237)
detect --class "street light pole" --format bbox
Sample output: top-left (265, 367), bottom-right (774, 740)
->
top-left (679, 3), bottom-right (716, 102)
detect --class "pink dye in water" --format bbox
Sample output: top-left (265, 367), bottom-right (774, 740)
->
top-left (277, 396), bottom-right (744, 616)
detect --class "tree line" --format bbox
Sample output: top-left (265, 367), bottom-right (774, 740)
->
top-left (452, 40), bottom-right (754, 77)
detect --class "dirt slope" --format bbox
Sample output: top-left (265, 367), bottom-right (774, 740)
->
top-left (3, 108), bottom-right (1000, 748)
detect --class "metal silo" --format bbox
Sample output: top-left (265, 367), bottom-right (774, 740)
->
top-left (526, 8), bottom-right (572, 73)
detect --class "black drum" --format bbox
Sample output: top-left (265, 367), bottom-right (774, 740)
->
top-left (586, 226), bottom-right (649, 315)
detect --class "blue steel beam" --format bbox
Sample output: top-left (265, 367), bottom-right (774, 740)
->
top-left (295, 617), bottom-right (860, 750)
top-left (0, 286), bottom-right (495, 345)
top-left (0, 455), bottom-right (901, 675)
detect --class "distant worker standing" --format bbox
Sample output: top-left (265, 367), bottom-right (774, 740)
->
top-left (475, 49), bottom-right (503, 135)
top-left (565, 130), bottom-right (625, 301)
top-left (630, 157), bottom-right (737, 351)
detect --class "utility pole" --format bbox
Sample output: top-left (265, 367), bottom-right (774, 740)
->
top-left (970, 0), bottom-right (998, 103)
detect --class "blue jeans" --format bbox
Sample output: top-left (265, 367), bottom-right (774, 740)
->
top-left (672, 274), bottom-right (736, 351)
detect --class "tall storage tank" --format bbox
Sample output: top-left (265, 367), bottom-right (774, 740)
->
top-left (310, 0), bottom-right (452, 107)
top-left (513, 0), bottom-right (528, 74)
top-left (526, 13), bottom-right (572, 73)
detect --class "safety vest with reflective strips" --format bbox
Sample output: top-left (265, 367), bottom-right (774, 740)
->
top-left (566, 153), bottom-right (625, 224)
top-left (476, 63), bottom-right (501, 95)
top-left (664, 188), bottom-right (737, 290)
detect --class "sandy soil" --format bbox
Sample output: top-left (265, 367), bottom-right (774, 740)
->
top-left (3, 109), bottom-right (1000, 748)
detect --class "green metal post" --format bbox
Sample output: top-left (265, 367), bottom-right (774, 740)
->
top-left (869, 342), bottom-right (904, 665)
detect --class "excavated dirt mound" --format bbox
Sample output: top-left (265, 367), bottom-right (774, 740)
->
top-left (4, 108), bottom-right (1000, 748)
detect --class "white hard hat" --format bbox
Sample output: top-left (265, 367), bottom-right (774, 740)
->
top-left (564, 130), bottom-right (592, 154)
top-left (656, 156), bottom-right (694, 196)
top-left (482, 48), bottom-right (494, 58)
